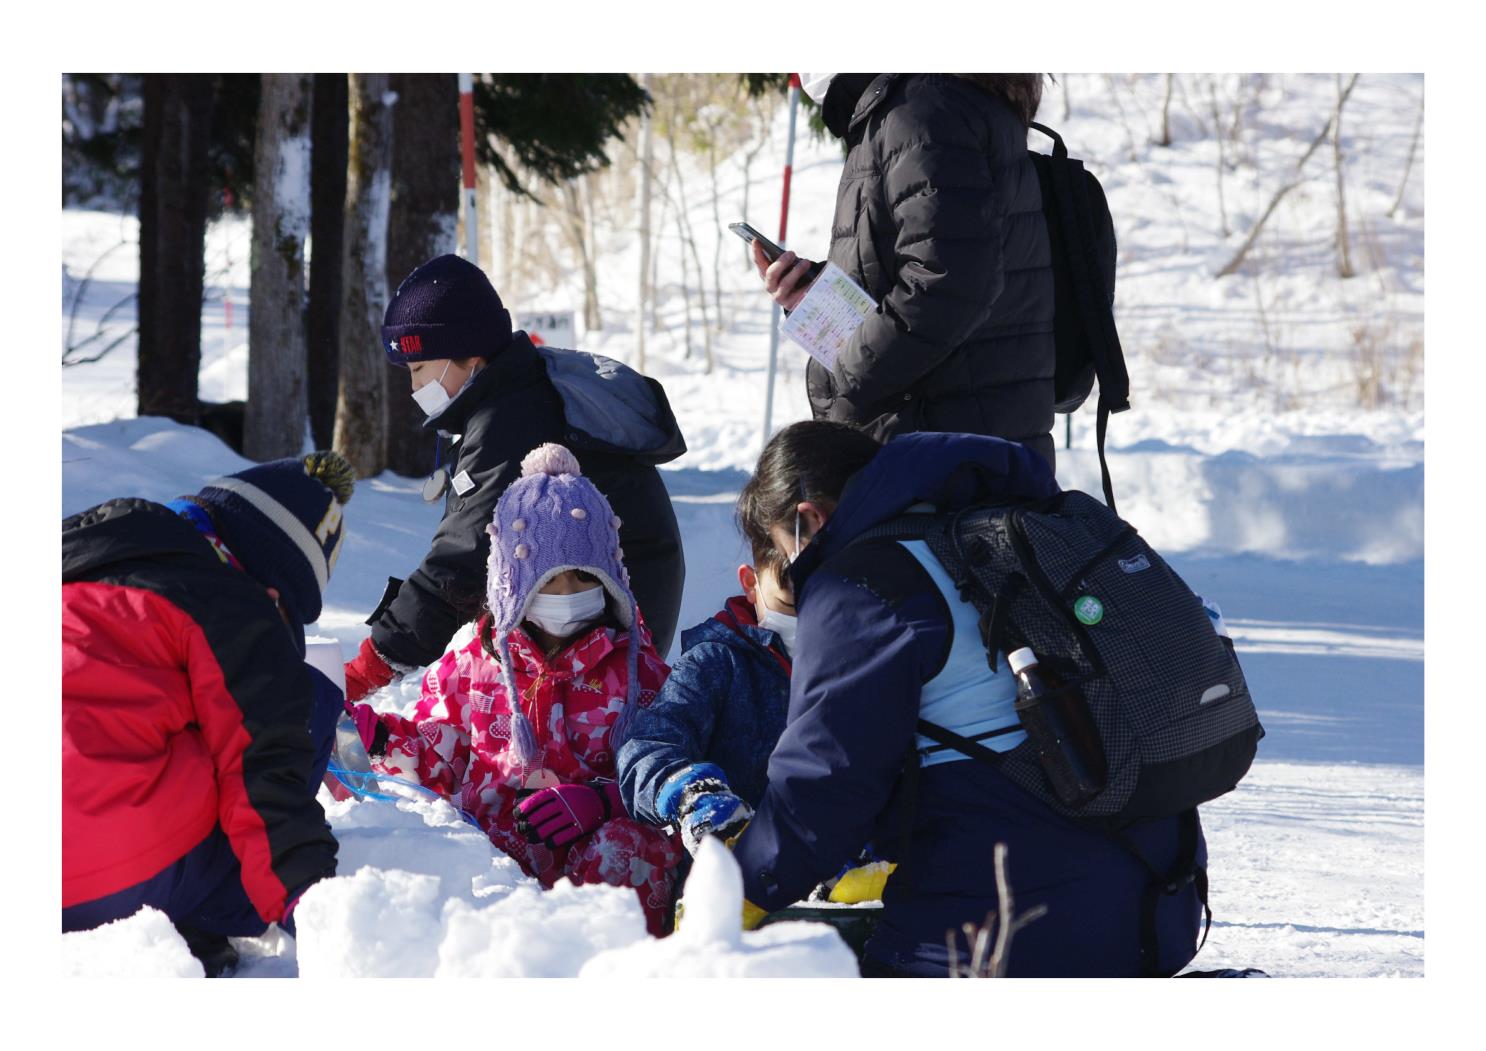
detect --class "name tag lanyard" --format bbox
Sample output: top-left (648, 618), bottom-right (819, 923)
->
top-left (423, 433), bottom-right (451, 502)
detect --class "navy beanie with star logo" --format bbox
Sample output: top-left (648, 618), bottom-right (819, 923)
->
top-left (192, 451), bottom-right (356, 627)
top-left (382, 254), bottom-right (514, 367)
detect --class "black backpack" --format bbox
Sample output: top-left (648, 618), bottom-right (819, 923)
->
top-left (1027, 123), bottom-right (1131, 513)
top-left (855, 489), bottom-right (1261, 974)
top-left (857, 490), bottom-right (1263, 830)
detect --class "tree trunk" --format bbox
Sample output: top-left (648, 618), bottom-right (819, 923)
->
top-left (385, 73), bottom-right (460, 478)
top-left (1209, 76), bottom-right (1231, 238)
top-left (561, 178), bottom-right (602, 332)
top-left (636, 74), bottom-right (654, 371)
top-left (1157, 73), bottom-right (1175, 146)
top-left (1388, 87), bottom-right (1424, 218)
top-left (666, 122), bottom-right (712, 371)
top-left (1333, 74), bottom-right (1356, 279)
top-left (709, 138), bottom-right (725, 331)
top-left (307, 73), bottom-right (348, 450)
top-left (650, 189), bottom-right (669, 335)
top-left (583, 174), bottom-right (602, 331)
top-left (333, 74), bottom-right (394, 478)
top-left (245, 74), bottom-right (313, 461)
top-left (137, 74), bottom-right (216, 425)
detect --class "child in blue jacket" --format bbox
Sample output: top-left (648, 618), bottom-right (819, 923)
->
top-left (617, 543), bottom-right (796, 854)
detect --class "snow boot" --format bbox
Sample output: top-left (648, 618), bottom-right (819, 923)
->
top-left (1175, 966), bottom-right (1270, 977)
top-left (173, 923), bottom-right (239, 978)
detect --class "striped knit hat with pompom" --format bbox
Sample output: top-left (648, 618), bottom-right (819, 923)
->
top-left (192, 451), bottom-right (355, 627)
top-left (484, 443), bottom-right (640, 767)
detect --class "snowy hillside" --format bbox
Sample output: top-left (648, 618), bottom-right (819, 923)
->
top-left (59, 73), bottom-right (1424, 978)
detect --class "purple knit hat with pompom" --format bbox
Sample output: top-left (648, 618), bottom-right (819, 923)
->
top-left (485, 443), bottom-right (641, 767)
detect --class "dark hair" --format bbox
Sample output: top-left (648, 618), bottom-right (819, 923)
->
top-left (955, 74), bottom-right (1045, 125)
top-left (737, 421), bottom-right (881, 559)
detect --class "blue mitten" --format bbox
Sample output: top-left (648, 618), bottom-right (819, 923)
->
top-left (656, 763), bottom-right (755, 856)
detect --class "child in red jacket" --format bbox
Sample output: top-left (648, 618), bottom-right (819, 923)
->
top-left (63, 452), bottom-right (355, 975)
top-left (348, 444), bottom-right (681, 934)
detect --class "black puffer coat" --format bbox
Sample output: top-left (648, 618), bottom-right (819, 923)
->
top-left (369, 332), bottom-right (687, 666)
top-left (808, 73), bottom-right (1057, 470)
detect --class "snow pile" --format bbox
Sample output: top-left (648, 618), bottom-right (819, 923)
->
top-left (295, 789), bottom-right (654, 978)
top-left (580, 838), bottom-right (860, 978)
top-left (62, 907), bottom-right (205, 978)
top-left (296, 794), bottom-right (857, 978)
top-left (1056, 437), bottom-right (1424, 564)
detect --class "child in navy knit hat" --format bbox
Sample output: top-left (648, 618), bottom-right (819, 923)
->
top-left (63, 450), bottom-right (354, 975)
top-left (345, 444), bottom-right (682, 935)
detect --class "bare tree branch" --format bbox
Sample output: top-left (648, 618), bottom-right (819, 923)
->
top-left (1387, 87), bottom-right (1424, 219)
top-left (946, 843), bottom-right (1048, 978)
top-left (1216, 73), bottom-right (1360, 278)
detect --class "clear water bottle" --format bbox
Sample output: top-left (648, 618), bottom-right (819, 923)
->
top-left (1008, 647), bottom-right (1107, 807)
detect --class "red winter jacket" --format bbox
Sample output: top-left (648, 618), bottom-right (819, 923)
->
top-left (62, 499), bottom-right (337, 922)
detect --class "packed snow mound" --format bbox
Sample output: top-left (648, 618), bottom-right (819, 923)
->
top-left (581, 839), bottom-right (860, 978)
top-left (62, 907), bottom-right (205, 978)
top-left (296, 788), bottom-right (655, 978)
top-left (1058, 438), bottom-right (1423, 564)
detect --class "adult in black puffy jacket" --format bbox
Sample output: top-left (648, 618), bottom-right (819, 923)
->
top-left (755, 74), bottom-right (1057, 471)
top-left (344, 255), bottom-right (687, 700)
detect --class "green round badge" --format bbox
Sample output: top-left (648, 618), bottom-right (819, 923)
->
top-left (1074, 595), bottom-right (1104, 625)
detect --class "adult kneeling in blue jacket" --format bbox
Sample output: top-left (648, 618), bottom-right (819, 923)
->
top-left (729, 420), bottom-right (1207, 977)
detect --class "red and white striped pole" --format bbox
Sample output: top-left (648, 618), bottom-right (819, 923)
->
top-left (761, 73), bottom-right (801, 449)
top-left (458, 73), bottom-right (480, 266)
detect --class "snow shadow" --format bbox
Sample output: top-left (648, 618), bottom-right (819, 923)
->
top-left (1174, 554), bottom-right (1422, 766)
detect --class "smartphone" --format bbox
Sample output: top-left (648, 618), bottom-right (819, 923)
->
top-left (729, 221), bottom-right (786, 264)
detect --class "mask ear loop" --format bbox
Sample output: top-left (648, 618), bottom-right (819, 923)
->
top-left (790, 479), bottom-right (808, 564)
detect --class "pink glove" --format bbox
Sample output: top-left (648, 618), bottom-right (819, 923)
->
top-left (347, 702), bottom-right (381, 753)
top-left (514, 781), bottom-right (624, 850)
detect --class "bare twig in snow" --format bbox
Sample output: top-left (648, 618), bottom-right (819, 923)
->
top-left (1216, 73), bottom-right (1360, 278)
top-left (946, 843), bottom-right (1048, 977)
top-left (1333, 74), bottom-right (1358, 278)
top-left (1387, 87), bottom-right (1424, 219)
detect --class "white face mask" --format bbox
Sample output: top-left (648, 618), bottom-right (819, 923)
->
top-left (525, 585), bottom-right (607, 640)
top-left (758, 608), bottom-right (798, 653)
top-left (800, 73), bottom-right (837, 105)
top-left (412, 360), bottom-right (454, 418)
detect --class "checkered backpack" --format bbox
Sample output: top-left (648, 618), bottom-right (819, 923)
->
top-left (857, 489), bottom-right (1263, 829)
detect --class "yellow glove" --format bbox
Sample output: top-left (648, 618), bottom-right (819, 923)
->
top-left (827, 860), bottom-right (897, 904)
top-left (741, 898), bottom-right (770, 930)
top-left (673, 895), bottom-right (771, 931)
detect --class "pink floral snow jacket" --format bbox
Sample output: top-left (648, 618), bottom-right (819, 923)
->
top-left (354, 617), bottom-right (682, 933)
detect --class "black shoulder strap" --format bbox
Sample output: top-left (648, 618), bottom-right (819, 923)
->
top-left (1030, 122), bottom-right (1130, 514)
top-left (1110, 808), bottom-right (1209, 977)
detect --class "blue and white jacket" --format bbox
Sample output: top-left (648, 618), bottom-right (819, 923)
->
top-left (618, 597), bottom-right (792, 823)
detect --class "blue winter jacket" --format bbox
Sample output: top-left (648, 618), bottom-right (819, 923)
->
top-left (618, 597), bottom-right (792, 823)
top-left (731, 431), bottom-right (1207, 977)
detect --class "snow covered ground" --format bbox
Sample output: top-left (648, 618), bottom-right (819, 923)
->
top-left (58, 73), bottom-right (1425, 978)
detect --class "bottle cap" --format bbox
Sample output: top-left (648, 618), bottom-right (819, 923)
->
top-left (1008, 647), bottom-right (1038, 674)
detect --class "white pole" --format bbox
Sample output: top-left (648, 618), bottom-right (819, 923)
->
top-left (762, 74), bottom-right (801, 450)
top-left (458, 73), bottom-right (480, 266)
